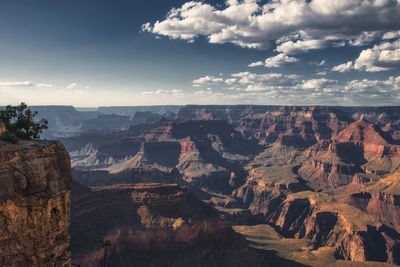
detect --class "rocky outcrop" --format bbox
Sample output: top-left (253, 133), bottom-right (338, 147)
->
top-left (348, 190), bottom-right (400, 234)
top-left (234, 171), bottom-right (400, 265)
top-left (67, 119), bottom-right (256, 194)
top-left (0, 140), bottom-right (73, 266)
top-left (237, 106), bottom-right (351, 146)
top-left (298, 119), bottom-right (400, 190)
top-left (73, 166), bottom-right (185, 187)
top-left (335, 117), bottom-right (393, 145)
top-left (70, 182), bottom-right (263, 267)
top-left (298, 159), bottom-right (357, 189)
top-left (266, 194), bottom-right (400, 265)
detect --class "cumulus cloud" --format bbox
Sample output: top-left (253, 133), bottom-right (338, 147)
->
top-left (67, 83), bottom-right (78, 89)
top-left (0, 81), bottom-right (34, 88)
top-left (333, 39), bottom-right (400, 72)
top-left (300, 78), bottom-right (337, 90)
top-left (353, 39), bottom-right (400, 71)
top-left (248, 53), bottom-right (298, 68)
top-left (276, 40), bottom-right (328, 55)
top-left (224, 78), bottom-right (237, 85)
top-left (264, 53), bottom-right (298, 67)
top-left (0, 81), bottom-right (55, 89)
top-left (248, 61), bottom-right (264, 67)
top-left (349, 31), bottom-right (381, 46)
top-left (342, 76), bottom-right (400, 103)
top-left (383, 30), bottom-right (400, 40)
top-left (190, 70), bottom-right (400, 105)
top-left (37, 83), bottom-right (54, 88)
top-left (141, 22), bottom-right (151, 32)
top-left (332, 61), bottom-right (354, 72)
top-left (141, 89), bottom-right (185, 96)
top-left (230, 72), bottom-right (300, 86)
top-left (143, 0), bottom-right (400, 51)
top-left (192, 75), bottom-right (225, 86)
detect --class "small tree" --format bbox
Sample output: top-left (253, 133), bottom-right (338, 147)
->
top-left (0, 103), bottom-right (48, 143)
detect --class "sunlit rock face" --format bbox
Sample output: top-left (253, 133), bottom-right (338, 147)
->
top-left (0, 140), bottom-right (73, 267)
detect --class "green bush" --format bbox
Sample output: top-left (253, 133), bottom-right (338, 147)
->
top-left (0, 102), bottom-right (48, 143)
top-left (0, 133), bottom-right (18, 144)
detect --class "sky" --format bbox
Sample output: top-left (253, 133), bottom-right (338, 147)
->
top-left (0, 0), bottom-right (399, 107)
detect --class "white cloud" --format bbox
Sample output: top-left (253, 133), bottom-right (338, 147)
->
top-left (141, 22), bottom-right (151, 32)
top-left (144, 0), bottom-right (400, 51)
top-left (300, 78), bottom-right (337, 90)
top-left (248, 61), bottom-right (264, 67)
top-left (188, 70), bottom-right (400, 104)
top-left (0, 81), bottom-right (55, 89)
top-left (354, 39), bottom-right (400, 71)
top-left (248, 54), bottom-right (298, 68)
top-left (332, 39), bottom-right (400, 72)
top-left (230, 72), bottom-right (300, 86)
top-left (276, 40), bottom-right (328, 55)
top-left (264, 53), bottom-right (298, 68)
top-left (224, 78), bottom-right (237, 85)
top-left (37, 83), bottom-right (54, 88)
top-left (67, 83), bottom-right (78, 89)
top-left (383, 30), bottom-right (400, 40)
top-left (0, 81), bottom-right (34, 88)
top-left (192, 75), bottom-right (224, 86)
top-left (349, 31), bottom-right (381, 46)
top-left (316, 71), bottom-right (328, 76)
top-left (141, 89), bottom-right (185, 96)
top-left (332, 61), bottom-right (354, 72)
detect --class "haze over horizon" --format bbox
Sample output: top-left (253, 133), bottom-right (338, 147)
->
top-left (1, 0), bottom-right (399, 106)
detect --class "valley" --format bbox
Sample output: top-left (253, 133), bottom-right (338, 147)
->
top-left (54, 105), bottom-right (400, 266)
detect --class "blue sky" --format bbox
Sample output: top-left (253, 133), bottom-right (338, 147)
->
top-left (0, 0), bottom-right (399, 106)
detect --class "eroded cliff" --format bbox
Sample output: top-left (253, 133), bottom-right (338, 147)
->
top-left (70, 182), bottom-right (267, 267)
top-left (0, 140), bottom-right (73, 266)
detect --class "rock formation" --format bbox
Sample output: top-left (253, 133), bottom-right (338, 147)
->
top-left (60, 105), bottom-right (400, 266)
top-left (0, 140), bottom-right (73, 266)
top-left (70, 182), bottom-right (265, 266)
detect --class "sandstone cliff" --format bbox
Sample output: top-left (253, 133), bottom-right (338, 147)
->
top-left (70, 182), bottom-right (266, 267)
top-left (0, 140), bottom-right (73, 266)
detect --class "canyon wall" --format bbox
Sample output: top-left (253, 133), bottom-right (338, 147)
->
top-left (0, 140), bottom-right (73, 266)
top-left (70, 182), bottom-right (266, 267)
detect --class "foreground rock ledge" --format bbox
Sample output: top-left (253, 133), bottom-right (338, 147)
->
top-left (0, 140), bottom-right (73, 266)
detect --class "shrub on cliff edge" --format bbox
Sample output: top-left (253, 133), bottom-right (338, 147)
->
top-left (0, 103), bottom-right (48, 143)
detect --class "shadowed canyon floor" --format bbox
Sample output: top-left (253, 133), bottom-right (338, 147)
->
top-left (70, 182), bottom-right (307, 267)
top-left (233, 224), bottom-right (397, 267)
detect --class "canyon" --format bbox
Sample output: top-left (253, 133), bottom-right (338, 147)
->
top-left (2, 105), bottom-right (400, 266)
top-left (70, 182), bottom-right (272, 266)
top-left (62, 105), bottom-right (400, 266)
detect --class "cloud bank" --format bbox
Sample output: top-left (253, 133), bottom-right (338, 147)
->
top-left (144, 0), bottom-right (400, 51)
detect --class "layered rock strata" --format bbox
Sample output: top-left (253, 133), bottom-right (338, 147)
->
top-left (0, 140), bottom-right (73, 266)
top-left (70, 182), bottom-right (263, 267)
